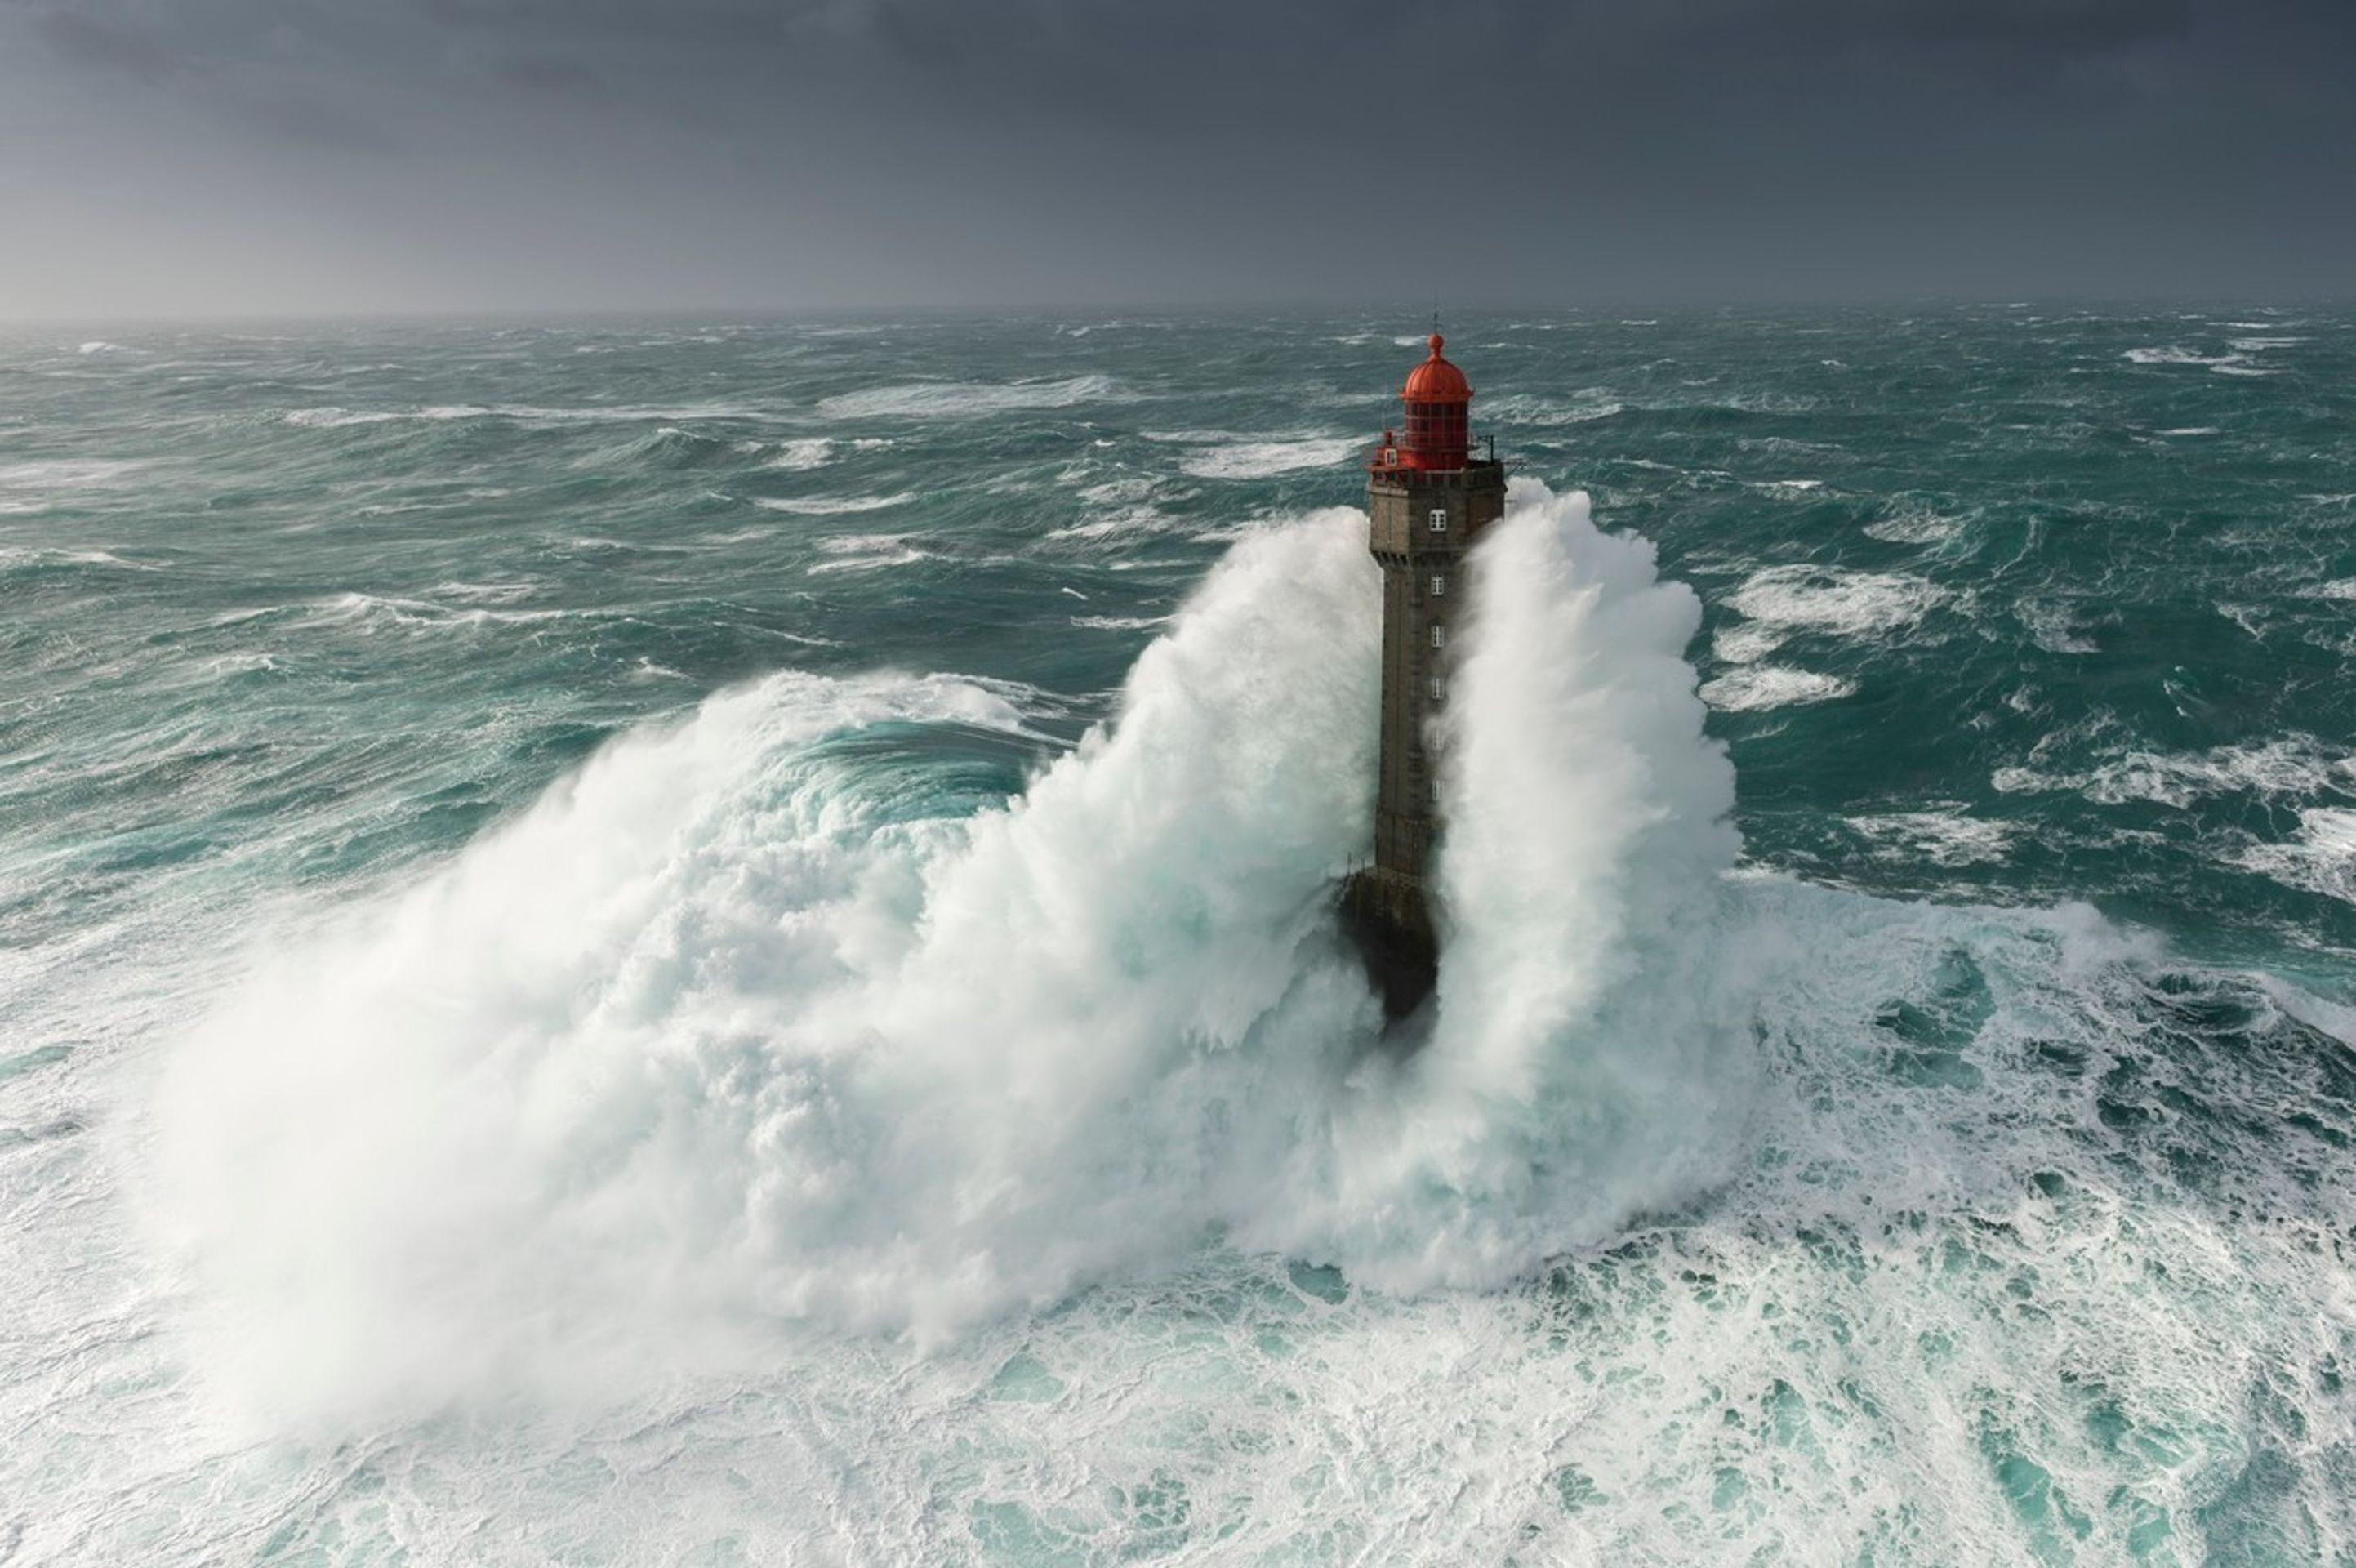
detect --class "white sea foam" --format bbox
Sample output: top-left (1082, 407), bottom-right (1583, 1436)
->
top-left (2122, 346), bottom-right (2270, 376)
top-left (1481, 393), bottom-right (1626, 426)
top-left (762, 438), bottom-right (835, 470)
top-left (146, 484), bottom-right (1770, 1428)
top-left (1048, 507), bottom-right (1174, 543)
top-left (2017, 599), bottom-right (2097, 654)
top-left (36, 461), bottom-right (2345, 1560)
top-left (301, 591), bottom-right (570, 634)
top-left (0, 458), bottom-right (148, 491)
top-left (1075, 474), bottom-right (1160, 506)
top-left (1698, 666), bottom-right (1857, 710)
top-left (1864, 506), bottom-right (1966, 545)
top-left (1071, 614), bottom-right (1171, 630)
top-left (151, 517), bottom-right (1374, 1418)
top-left (1310, 482), bottom-right (1752, 1290)
top-left (804, 533), bottom-right (929, 573)
top-left (283, 403), bottom-right (772, 429)
top-left (0, 544), bottom-right (154, 572)
top-left (1178, 437), bottom-right (1358, 480)
top-left (423, 579), bottom-right (541, 605)
top-left (1711, 621), bottom-right (1786, 666)
top-left (2236, 807), bottom-right (2356, 905)
top-left (816, 374), bottom-right (1124, 421)
top-left (753, 492), bottom-right (913, 516)
top-left (1995, 736), bottom-right (2356, 808)
top-left (1848, 809), bottom-right (2015, 867)
top-left (2124, 345), bottom-right (2234, 367)
top-left (1720, 564), bottom-right (1946, 651)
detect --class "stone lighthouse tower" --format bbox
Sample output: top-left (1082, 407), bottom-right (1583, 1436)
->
top-left (1341, 332), bottom-right (1508, 1018)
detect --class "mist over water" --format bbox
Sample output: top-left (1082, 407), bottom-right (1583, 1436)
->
top-left (7, 310), bottom-right (2356, 1561)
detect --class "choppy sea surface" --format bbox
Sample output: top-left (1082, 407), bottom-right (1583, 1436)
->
top-left (5, 307), bottom-right (2356, 1564)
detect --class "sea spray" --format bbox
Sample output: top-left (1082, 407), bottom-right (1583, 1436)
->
top-left (151, 487), bottom-right (1759, 1425)
top-left (153, 510), bottom-right (1375, 1420)
top-left (1262, 481), bottom-right (1755, 1285)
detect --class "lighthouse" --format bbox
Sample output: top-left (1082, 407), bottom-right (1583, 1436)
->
top-left (1340, 333), bottom-right (1508, 1018)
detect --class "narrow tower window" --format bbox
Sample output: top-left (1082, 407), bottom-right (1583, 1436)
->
top-left (1427, 508), bottom-right (1448, 533)
top-left (1427, 675), bottom-right (1446, 702)
top-left (1430, 574), bottom-right (1445, 596)
top-left (1430, 623), bottom-right (1446, 649)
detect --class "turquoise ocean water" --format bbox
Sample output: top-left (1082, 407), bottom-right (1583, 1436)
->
top-left (4, 308), bottom-right (2356, 1562)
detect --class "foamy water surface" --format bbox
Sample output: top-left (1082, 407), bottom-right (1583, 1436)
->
top-left (5, 309), bottom-right (2356, 1564)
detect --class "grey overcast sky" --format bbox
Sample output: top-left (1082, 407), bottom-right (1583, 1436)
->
top-left (2, 0), bottom-right (2350, 319)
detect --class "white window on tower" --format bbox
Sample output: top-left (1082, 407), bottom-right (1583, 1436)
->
top-left (1427, 675), bottom-right (1446, 702)
top-left (1430, 622), bottom-right (1446, 649)
top-left (1427, 508), bottom-right (1448, 533)
top-left (1430, 574), bottom-right (1445, 597)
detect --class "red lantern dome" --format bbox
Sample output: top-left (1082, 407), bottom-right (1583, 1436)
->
top-left (1392, 332), bottom-right (1472, 470)
top-left (1401, 332), bottom-right (1472, 403)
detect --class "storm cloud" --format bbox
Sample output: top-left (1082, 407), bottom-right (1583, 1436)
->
top-left (2, 0), bottom-right (2349, 317)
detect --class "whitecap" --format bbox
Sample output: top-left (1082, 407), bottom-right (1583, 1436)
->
top-left (2122, 346), bottom-right (2239, 368)
top-left (754, 493), bottom-right (913, 515)
top-left (1481, 393), bottom-right (1625, 426)
top-left (303, 590), bottom-right (570, 633)
top-left (1722, 564), bottom-right (1947, 641)
top-left (0, 458), bottom-right (148, 489)
top-left (1847, 810), bottom-right (2015, 867)
top-left (1075, 475), bottom-right (1161, 507)
top-left (1864, 507), bottom-right (1965, 546)
top-left (2017, 600), bottom-right (2096, 654)
top-left (1178, 437), bottom-right (1358, 480)
top-left (283, 403), bottom-right (773, 429)
top-left (2237, 807), bottom-right (2356, 904)
top-left (1698, 666), bottom-right (1856, 710)
top-left (1711, 621), bottom-right (1787, 666)
top-left (806, 536), bottom-right (929, 573)
top-left (425, 580), bottom-right (541, 605)
top-left (817, 375), bottom-right (1124, 421)
top-left (1049, 507), bottom-right (1174, 543)
top-left (1994, 736), bottom-right (2356, 808)
top-left (763, 438), bottom-right (835, 470)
